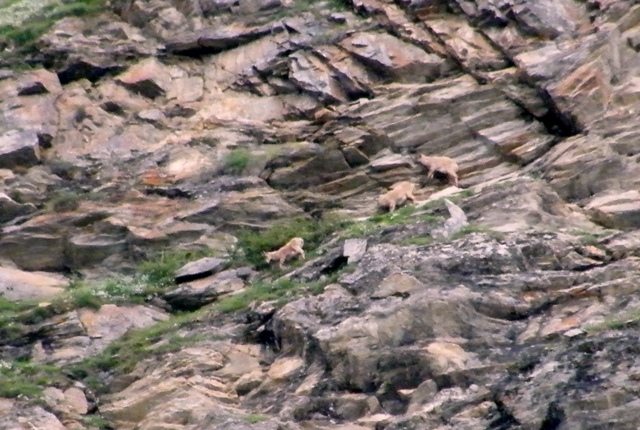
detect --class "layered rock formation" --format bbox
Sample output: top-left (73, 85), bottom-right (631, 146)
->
top-left (3, 0), bottom-right (640, 429)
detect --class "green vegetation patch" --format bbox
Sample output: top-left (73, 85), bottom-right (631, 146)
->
top-left (243, 414), bottom-right (268, 424)
top-left (64, 278), bottom-right (144, 310)
top-left (585, 308), bottom-right (640, 333)
top-left (68, 310), bottom-right (211, 391)
top-left (67, 275), bottom-right (341, 393)
top-left (42, 190), bottom-right (108, 214)
top-left (222, 148), bottom-right (253, 174)
top-left (217, 279), bottom-right (299, 313)
top-left (0, 360), bottom-right (67, 399)
top-left (47, 157), bottom-right (81, 181)
top-left (236, 189), bottom-right (477, 266)
top-left (1, 266), bottom-right (339, 399)
top-left (240, 0), bottom-right (351, 28)
top-left (0, 0), bottom-right (25, 12)
top-left (44, 188), bottom-right (110, 213)
top-left (291, 0), bottom-right (349, 13)
top-left (81, 415), bottom-right (112, 430)
top-left (137, 249), bottom-right (217, 288)
top-left (0, 249), bottom-right (219, 348)
top-left (567, 228), bottom-right (610, 246)
top-left (0, 297), bottom-right (58, 340)
top-left (399, 236), bottom-right (435, 246)
top-left (217, 275), bottom-right (334, 313)
top-left (62, 248), bottom-right (218, 309)
top-left (0, 309), bottom-right (218, 400)
top-left (0, 0), bottom-right (107, 56)
top-left (46, 189), bottom-right (82, 213)
top-left (578, 234), bottom-right (600, 246)
top-left (448, 224), bottom-right (503, 241)
top-left (0, 307), bottom-right (215, 403)
top-left (236, 215), bottom-right (347, 267)
top-left (0, 295), bottom-right (36, 316)
top-left (343, 205), bottom-right (444, 238)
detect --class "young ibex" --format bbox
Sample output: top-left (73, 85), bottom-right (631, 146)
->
top-left (264, 237), bottom-right (305, 269)
top-left (378, 181), bottom-right (417, 213)
top-left (417, 154), bottom-right (459, 187)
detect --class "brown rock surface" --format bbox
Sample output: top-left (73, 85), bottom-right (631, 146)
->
top-left (31, 304), bottom-right (169, 365)
top-left (0, 267), bottom-right (67, 301)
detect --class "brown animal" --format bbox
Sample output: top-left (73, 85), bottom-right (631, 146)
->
top-left (378, 181), bottom-right (417, 213)
top-left (417, 154), bottom-right (459, 187)
top-left (264, 237), bottom-right (305, 269)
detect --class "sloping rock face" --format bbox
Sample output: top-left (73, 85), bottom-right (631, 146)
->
top-left (4, 0), bottom-right (640, 429)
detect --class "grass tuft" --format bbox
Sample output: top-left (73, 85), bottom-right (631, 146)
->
top-left (222, 148), bottom-right (252, 174)
top-left (46, 190), bottom-right (81, 213)
top-left (217, 273), bottom-right (340, 313)
top-left (243, 414), bottom-right (268, 424)
top-left (217, 279), bottom-right (299, 312)
top-left (81, 415), bottom-right (112, 429)
top-left (0, 360), bottom-right (67, 399)
top-left (67, 309), bottom-right (213, 391)
top-left (342, 205), bottom-right (443, 239)
top-left (0, 249), bottom-right (223, 349)
top-left (0, 0), bottom-right (108, 61)
top-left (567, 229), bottom-right (607, 246)
top-left (137, 249), bottom-right (216, 287)
top-left (399, 236), bottom-right (435, 246)
top-left (584, 308), bottom-right (640, 333)
top-left (448, 224), bottom-right (498, 241)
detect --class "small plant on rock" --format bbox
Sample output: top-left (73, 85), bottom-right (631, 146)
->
top-left (0, 360), bottom-right (67, 399)
top-left (578, 234), bottom-right (600, 246)
top-left (342, 206), bottom-right (443, 239)
top-left (222, 148), bottom-right (252, 174)
top-left (568, 229), bottom-right (609, 246)
top-left (81, 415), bottom-right (112, 430)
top-left (46, 190), bottom-right (81, 213)
top-left (67, 285), bottom-right (104, 310)
top-left (243, 414), bottom-right (267, 424)
top-left (67, 309), bottom-right (213, 392)
top-left (48, 157), bottom-right (80, 180)
top-left (400, 236), bottom-right (435, 246)
top-left (216, 279), bottom-right (300, 312)
top-left (138, 249), bottom-right (216, 287)
top-left (585, 308), bottom-right (640, 333)
top-left (216, 274), bottom-right (339, 313)
top-left (0, 0), bottom-right (108, 59)
top-left (448, 224), bottom-right (503, 241)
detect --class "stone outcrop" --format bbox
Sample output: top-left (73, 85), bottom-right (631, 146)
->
top-left (0, 130), bottom-right (42, 169)
top-left (0, 267), bottom-right (67, 301)
top-left (30, 304), bottom-right (168, 365)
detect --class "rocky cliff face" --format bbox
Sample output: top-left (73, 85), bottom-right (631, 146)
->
top-left (3, 0), bottom-right (640, 429)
